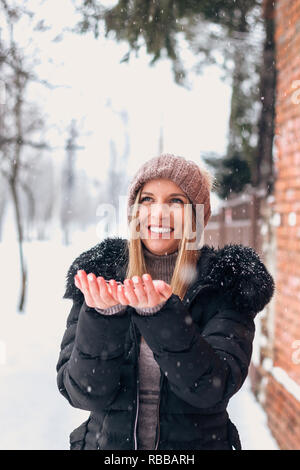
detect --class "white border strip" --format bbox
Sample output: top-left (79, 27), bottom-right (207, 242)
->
top-left (271, 366), bottom-right (300, 403)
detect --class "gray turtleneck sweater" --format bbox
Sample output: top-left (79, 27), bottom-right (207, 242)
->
top-left (95, 243), bottom-right (178, 450)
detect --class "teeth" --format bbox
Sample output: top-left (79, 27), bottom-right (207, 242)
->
top-left (149, 226), bottom-right (172, 233)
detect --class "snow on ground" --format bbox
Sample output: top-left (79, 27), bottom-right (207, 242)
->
top-left (0, 237), bottom-right (279, 450)
top-left (227, 379), bottom-right (279, 450)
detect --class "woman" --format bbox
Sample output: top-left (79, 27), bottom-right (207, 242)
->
top-left (56, 153), bottom-right (275, 450)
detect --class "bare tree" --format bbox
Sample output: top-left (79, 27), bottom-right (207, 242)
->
top-left (0, 3), bottom-right (49, 311)
top-left (60, 119), bottom-right (85, 246)
top-left (104, 103), bottom-right (130, 231)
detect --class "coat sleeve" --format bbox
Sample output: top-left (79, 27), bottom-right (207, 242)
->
top-left (56, 298), bottom-right (131, 412)
top-left (132, 293), bottom-right (256, 409)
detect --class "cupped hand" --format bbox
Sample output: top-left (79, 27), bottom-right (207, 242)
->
top-left (74, 271), bottom-right (172, 310)
top-left (74, 270), bottom-right (122, 309)
top-left (119, 274), bottom-right (172, 309)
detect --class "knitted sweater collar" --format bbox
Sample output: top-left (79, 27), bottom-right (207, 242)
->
top-left (142, 243), bottom-right (178, 259)
top-left (142, 243), bottom-right (178, 284)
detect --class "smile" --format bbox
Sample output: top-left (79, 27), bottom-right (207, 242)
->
top-left (148, 226), bottom-right (174, 233)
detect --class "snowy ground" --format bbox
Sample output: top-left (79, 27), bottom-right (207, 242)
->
top-left (0, 236), bottom-right (279, 450)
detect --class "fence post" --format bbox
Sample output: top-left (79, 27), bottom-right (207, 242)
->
top-left (249, 191), bottom-right (259, 250)
top-left (219, 206), bottom-right (226, 248)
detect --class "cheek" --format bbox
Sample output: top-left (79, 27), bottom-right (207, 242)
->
top-left (174, 208), bottom-right (184, 226)
top-left (138, 206), bottom-right (149, 225)
top-left (172, 209), bottom-right (185, 235)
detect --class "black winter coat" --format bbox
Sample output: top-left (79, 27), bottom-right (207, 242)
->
top-left (56, 236), bottom-right (275, 450)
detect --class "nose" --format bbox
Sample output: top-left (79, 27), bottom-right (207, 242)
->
top-left (148, 202), bottom-right (172, 225)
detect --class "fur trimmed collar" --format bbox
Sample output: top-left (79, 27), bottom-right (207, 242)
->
top-left (63, 236), bottom-right (275, 316)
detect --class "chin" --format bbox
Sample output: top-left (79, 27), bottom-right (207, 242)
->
top-left (143, 239), bottom-right (179, 253)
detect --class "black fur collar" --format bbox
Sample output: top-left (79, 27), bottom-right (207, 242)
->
top-left (63, 236), bottom-right (275, 316)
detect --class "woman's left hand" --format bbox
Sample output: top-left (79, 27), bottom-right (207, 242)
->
top-left (116, 274), bottom-right (172, 308)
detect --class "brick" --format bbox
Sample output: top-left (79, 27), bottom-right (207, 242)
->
top-left (264, 375), bottom-right (300, 449)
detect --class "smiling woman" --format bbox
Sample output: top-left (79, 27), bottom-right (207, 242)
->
top-left (139, 179), bottom-right (188, 251)
top-left (57, 153), bottom-right (275, 451)
top-left (125, 154), bottom-right (214, 301)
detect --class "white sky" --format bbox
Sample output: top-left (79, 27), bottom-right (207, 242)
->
top-left (10, 0), bottom-right (232, 211)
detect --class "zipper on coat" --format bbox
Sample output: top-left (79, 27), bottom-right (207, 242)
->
top-left (132, 324), bottom-right (140, 450)
top-left (133, 378), bottom-right (140, 450)
top-left (154, 372), bottom-right (164, 450)
top-left (153, 283), bottom-right (210, 450)
top-left (131, 282), bottom-right (210, 450)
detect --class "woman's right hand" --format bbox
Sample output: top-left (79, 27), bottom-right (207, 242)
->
top-left (74, 270), bottom-right (126, 309)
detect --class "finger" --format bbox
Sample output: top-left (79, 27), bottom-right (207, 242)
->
top-left (107, 280), bottom-right (119, 302)
top-left (77, 270), bottom-right (89, 291)
top-left (160, 284), bottom-right (172, 300)
top-left (74, 275), bottom-right (82, 290)
top-left (123, 279), bottom-right (139, 306)
top-left (116, 284), bottom-right (130, 305)
top-left (142, 274), bottom-right (160, 306)
top-left (153, 280), bottom-right (172, 300)
top-left (97, 277), bottom-right (115, 306)
top-left (132, 276), bottom-right (148, 305)
top-left (77, 270), bottom-right (94, 306)
top-left (87, 273), bottom-right (102, 305)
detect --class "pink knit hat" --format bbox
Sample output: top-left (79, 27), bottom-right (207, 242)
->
top-left (127, 153), bottom-right (212, 227)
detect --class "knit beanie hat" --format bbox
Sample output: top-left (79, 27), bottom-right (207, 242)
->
top-left (127, 153), bottom-right (212, 227)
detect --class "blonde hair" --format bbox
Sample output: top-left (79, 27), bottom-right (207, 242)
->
top-left (125, 187), bottom-right (202, 301)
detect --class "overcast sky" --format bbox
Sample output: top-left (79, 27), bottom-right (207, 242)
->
top-left (10, 0), bottom-right (232, 212)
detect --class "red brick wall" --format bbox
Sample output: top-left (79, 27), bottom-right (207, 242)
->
top-left (265, 0), bottom-right (300, 450)
top-left (265, 375), bottom-right (300, 450)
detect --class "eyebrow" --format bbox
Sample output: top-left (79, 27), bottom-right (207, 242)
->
top-left (141, 191), bottom-right (188, 199)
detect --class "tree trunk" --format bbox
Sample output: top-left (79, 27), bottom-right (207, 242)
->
top-left (253, 0), bottom-right (276, 194)
top-left (9, 180), bottom-right (27, 312)
top-left (226, 12), bottom-right (255, 170)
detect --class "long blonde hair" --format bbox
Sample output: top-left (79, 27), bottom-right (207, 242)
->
top-left (125, 187), bottom-right (203, 301)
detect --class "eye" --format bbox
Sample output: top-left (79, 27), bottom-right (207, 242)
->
top-left (140, 196), bottom-right (152, 202)
top-left (171, 198), bottom-right (184, 204)
top-left (140, 197), bottom-right (184, 204)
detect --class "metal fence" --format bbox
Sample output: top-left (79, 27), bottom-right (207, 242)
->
top-left (203, 187), bottom-right (269, 257)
